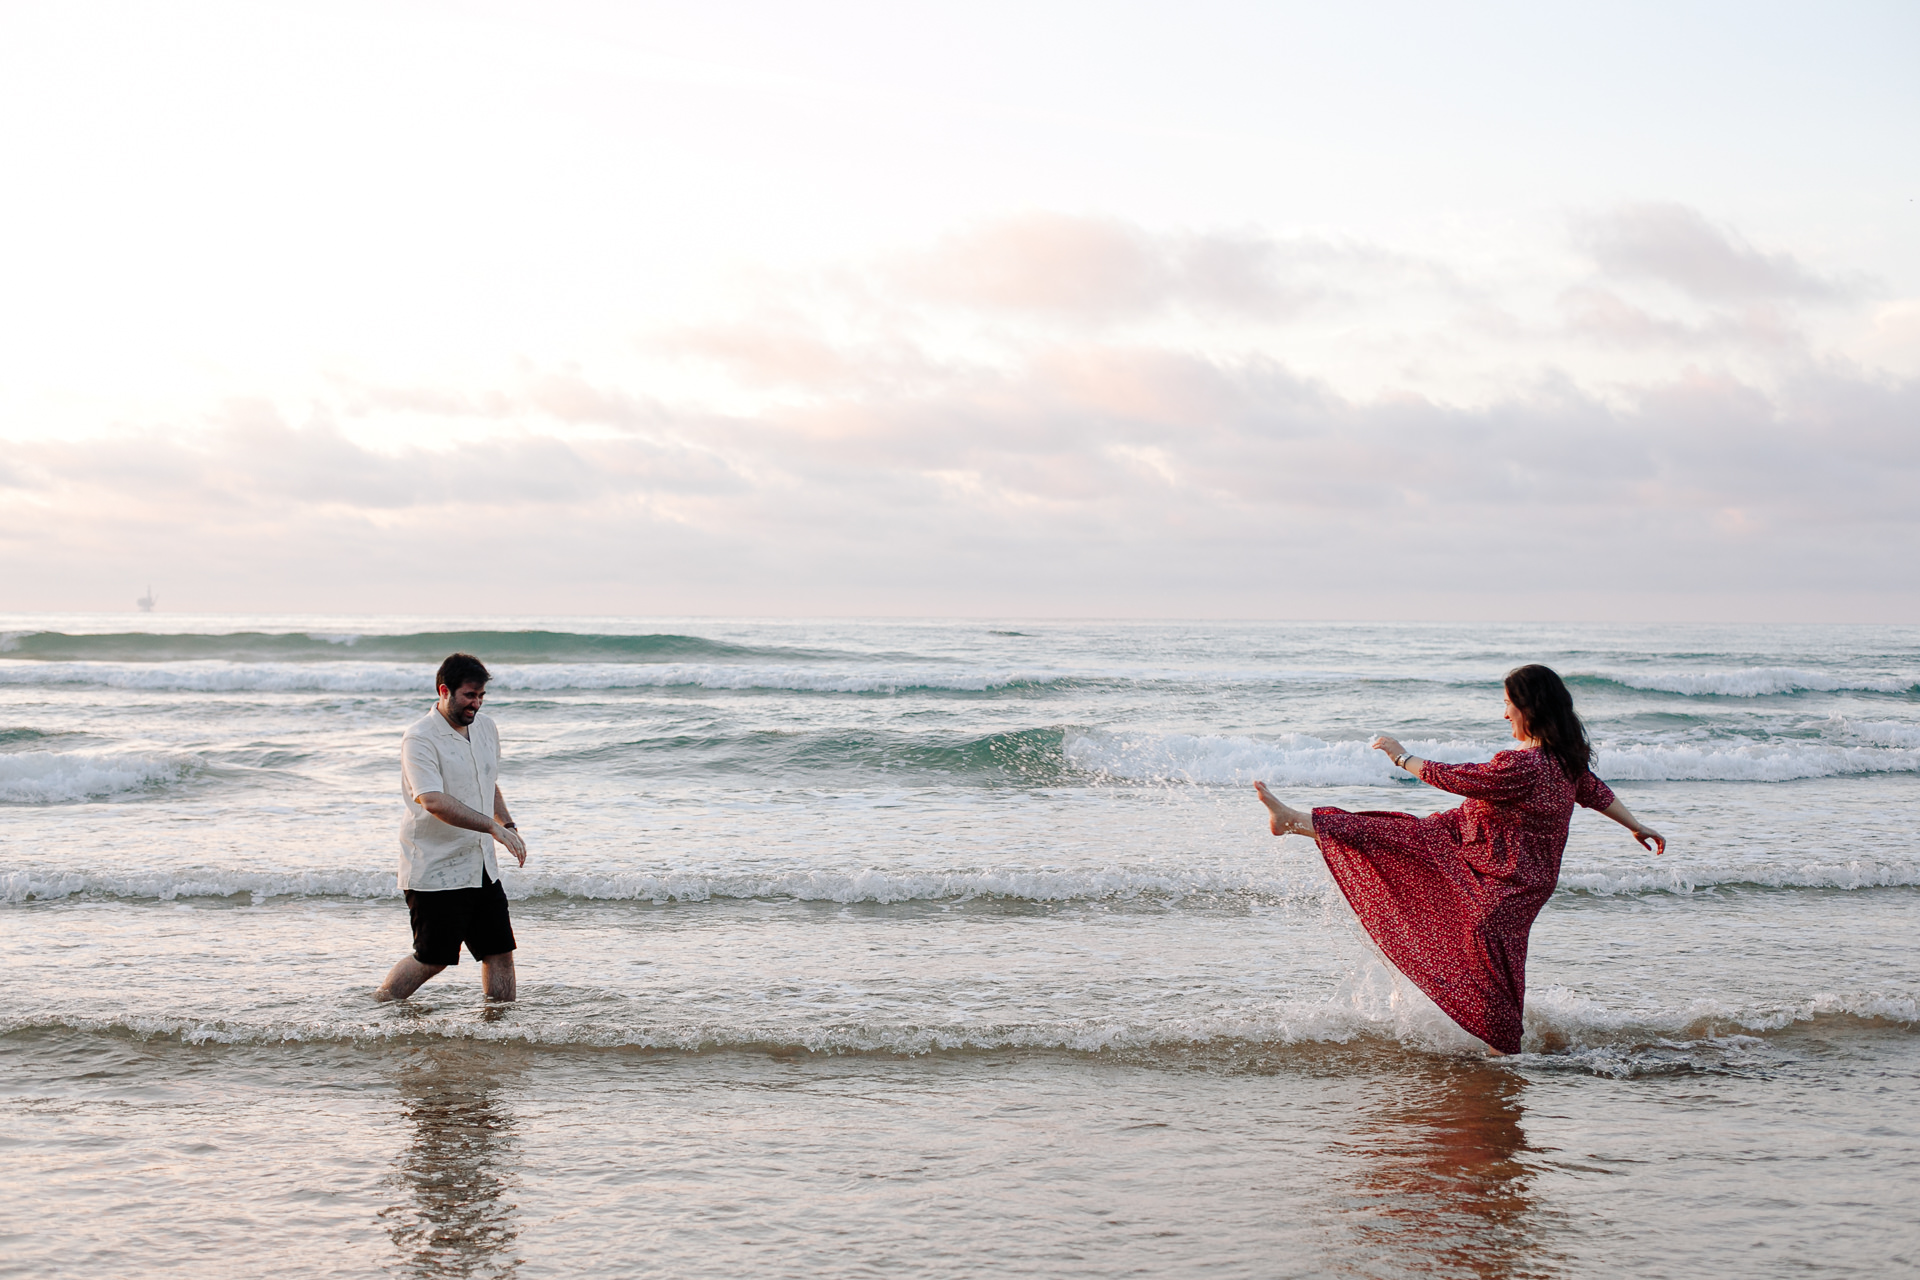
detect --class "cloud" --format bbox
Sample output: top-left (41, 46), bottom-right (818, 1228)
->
top-left (1558, 286), bottom-right (1809, 355)
top-left (334, 371), bottom-right (665, 431)
top-left (5, 209), bottom-right (1912, 618)
top-left (882, 213), bottom-right (1425, 322)
top-left (7, 338), bottom-right (1917, 618)
top-left (1856, 300), bottom-right (1920, 377)
top-left (1578, 203), bottom-right (1844, 303)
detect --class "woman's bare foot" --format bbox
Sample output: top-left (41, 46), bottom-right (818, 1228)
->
top-left (1254, 781), bottom-right (1315, 838)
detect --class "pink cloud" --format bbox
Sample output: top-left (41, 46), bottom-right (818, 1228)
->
top-left (884, 213), bottom-right (1349, 321)
top-left (1578, 203), bottom-right (1845, 303)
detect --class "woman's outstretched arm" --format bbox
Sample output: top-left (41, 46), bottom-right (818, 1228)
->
top-left (1599, 798), bottom-right (1666, 855)
top-left (1369, 734), bottom-right (1533, 804)
top-left (1370, 735), bottom-right (1423, 778)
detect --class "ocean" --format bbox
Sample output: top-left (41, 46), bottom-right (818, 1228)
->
top-left (2, 615), bottom-right (1916, 1277)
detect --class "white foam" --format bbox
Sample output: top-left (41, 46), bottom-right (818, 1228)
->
top-left (1557, 859), bottom-right (1920, 895)
top-left (0, 659), bottom-right (424, 692)
top-left (0, 750), bottom-right (186, 804)
top-left (0, 867), bottom-right (397, 903)
top-left (0, 659), bottom-right (1060, 694)
top-left (0, 1005), bottom-right (1375, 1053)
top-left (501, 663), bottom-right (1052, 694)
top-left (529, 863), bottom-right (1326, 905)
top-left (11, 854), bottom-right (1913, 907)
top-left (1065, 730), bottom-right (1488, 786)
top-left (6, 982), bottom-right (1909, 1055)
top-left (0, 863), bottom-right (1319, 906)
top-left (1523, 985), bottom-right (1918, 1047)
top-left (1589, 666), bottom-right (1916, 697)
top-left (1829, 717), bottom-right (1920, 749)
top-left (1595, 740), bottom-right (1920, 781)
top-left (1064, 728), bottom-right (1920, 786)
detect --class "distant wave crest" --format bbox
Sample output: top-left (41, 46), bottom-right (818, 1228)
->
top-left (0, 629), bottom-right (790, 664)
top-left (1557, 859), bottom-right (1920, 895)
top-left (1576, 667), bottom-right (1918, 697)
top-left (1063, 729), bottom-right (1920, 785)
top-left (0, 659), bottom-right (1057, 695)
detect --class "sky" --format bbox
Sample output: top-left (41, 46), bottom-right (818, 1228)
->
top-left (1, 0), bottom-right (1916, 620)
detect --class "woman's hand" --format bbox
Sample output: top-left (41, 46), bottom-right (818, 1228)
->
top-left (1600, 799), bottom-right (1665, 856)
top-left (1370, 735), bottom-right (1406, 760)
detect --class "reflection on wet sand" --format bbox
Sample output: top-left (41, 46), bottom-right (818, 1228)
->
top-left (382, 1047), bottom-right (523, 1280)
top-left (1335, 1061), bottom-right (1556, 1280)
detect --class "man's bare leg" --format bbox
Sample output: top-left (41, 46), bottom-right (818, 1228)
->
top-left (481, 952), bottom-right (517, 1002)
top-left (1254, 781), bottom-right (1317, 838)
top-left (375, 956), bottom-right (445, 1002)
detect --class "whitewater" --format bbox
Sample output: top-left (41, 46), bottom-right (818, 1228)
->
top-left (3, 615), bottom-right (1916, 1278)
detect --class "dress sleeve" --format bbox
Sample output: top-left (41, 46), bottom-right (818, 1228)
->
top-left (401, 732), bottom-right (444, 801)
top-left (1420, 752), bottom-right (1536, 805)
top-left (1574, 769), bottom-right (1616, 811)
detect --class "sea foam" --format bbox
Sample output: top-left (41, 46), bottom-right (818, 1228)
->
top-left (8, 857), bottom-right (1915, 906)
top-left (1061, 729), bottom-right (1920, 785)
top-left (0, 863), bottom-right (1316, 906)
top-left (5, 981), bottom-right (1908, 1059)
top-left (0, 659), bottom-right (1057, 695)
top-left (1584, 666), bottom-right (1917, 697)
top-left (0, 750), bottom-right (186, 804)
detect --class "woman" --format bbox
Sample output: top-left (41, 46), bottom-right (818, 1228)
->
top-left (1254, 664), bottom-right (1665, 1055)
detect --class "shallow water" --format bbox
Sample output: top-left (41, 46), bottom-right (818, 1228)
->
top-left (2, 617), bottom-right (1916, 1275)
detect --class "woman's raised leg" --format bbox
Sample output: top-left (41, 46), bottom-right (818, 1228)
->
top-left (1254, 781), bottom-right (1316, 838)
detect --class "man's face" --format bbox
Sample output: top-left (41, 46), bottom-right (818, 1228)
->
top-left (439, 681), bottom-right (487, 726)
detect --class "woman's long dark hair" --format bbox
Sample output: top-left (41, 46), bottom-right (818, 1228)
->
top-left (1505, 664), bottom-right (1591, 778)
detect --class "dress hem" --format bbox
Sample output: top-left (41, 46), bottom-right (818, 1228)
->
top-left (1312, 808), bottom-right (1522, 1054)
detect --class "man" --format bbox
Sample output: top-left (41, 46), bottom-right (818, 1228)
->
top-left (375, 653), bottom-right (529, 1003)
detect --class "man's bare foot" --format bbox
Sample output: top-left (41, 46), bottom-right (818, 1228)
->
top-left (1254, 781), bottom-right (1315, 838)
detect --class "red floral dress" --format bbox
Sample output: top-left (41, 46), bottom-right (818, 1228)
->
top-left (1311, 747), bottom-right (1615, 1053)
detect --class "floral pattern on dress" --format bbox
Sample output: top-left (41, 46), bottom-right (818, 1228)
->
top-left (1312, 747), bottom-right (1615, 1053)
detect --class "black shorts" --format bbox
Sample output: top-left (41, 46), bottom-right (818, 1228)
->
top-left (404, 872), bottom-right (516, 966)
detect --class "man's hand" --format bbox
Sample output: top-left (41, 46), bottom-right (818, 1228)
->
top-left (418, 791), bottom-right (528, 865)
top-left (493, 821), bottom-right (528, 866)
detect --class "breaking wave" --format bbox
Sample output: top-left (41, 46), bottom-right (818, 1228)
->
top-left (7, 858), bottom-right (1915, 906)
top-left (4, 982), bottom-right (1909, 1062)
top-left (0, 863), bottom-right (1313, 906)
top-left (0, 659), bottom-right (1059, 694)
top-left (0, 629), bottom-right (794, 664)
top-left (1576, 667), bottom-right (1918, 697)
top-left (1063, 729), bottom-right (1920, 785)
top-left (0, 750), bottom-right (188, 804)
top-left (539, 725), bottom-right (1081, 784)
top-left (1556, 859), bottom-right (1920, 895)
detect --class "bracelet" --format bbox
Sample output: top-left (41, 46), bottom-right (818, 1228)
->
top-left (501, 822), bottom-right (516, 830)
top-left (1394, 753), bottom-right (1410, 770)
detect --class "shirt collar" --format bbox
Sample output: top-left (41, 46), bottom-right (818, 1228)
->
top-left (428, 707), bottom-right (472, 740)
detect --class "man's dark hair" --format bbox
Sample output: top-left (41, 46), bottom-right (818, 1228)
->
top-left (436, 652), bottom-right (491, 694)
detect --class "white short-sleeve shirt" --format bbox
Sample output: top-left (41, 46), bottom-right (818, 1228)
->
top-left (398, 708), bottom-right (502, 891)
